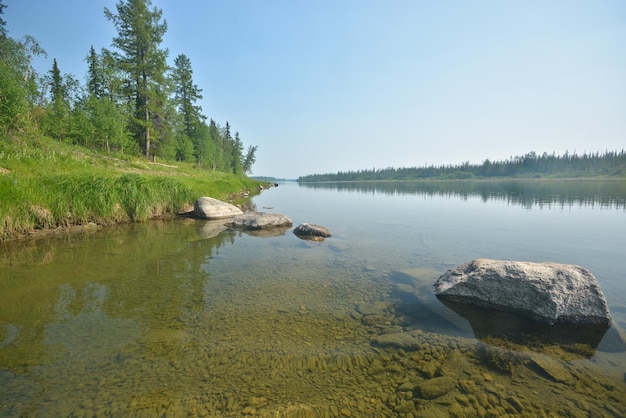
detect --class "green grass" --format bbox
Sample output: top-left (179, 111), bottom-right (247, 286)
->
top-left (0, 134), bottom-right (264, 241)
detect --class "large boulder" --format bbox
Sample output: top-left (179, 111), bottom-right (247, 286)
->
top-left (434, 259), bottom-right (611, 325)
top-left (228, 212), bottom-right (292, 230)
top-left (193, 197), bottom-right (243, 220)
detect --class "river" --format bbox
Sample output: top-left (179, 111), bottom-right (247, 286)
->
top-left (1, 179), bottom-right (625, 417)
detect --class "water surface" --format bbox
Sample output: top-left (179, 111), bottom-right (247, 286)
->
top-left (1, 180), bottom-right (625, 417)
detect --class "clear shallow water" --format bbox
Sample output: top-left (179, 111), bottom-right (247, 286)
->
top-left (1, 180), bottom-right (625, 417)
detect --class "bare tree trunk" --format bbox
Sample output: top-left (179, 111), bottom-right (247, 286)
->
top-left (145, 105), bottom-right (150, 159)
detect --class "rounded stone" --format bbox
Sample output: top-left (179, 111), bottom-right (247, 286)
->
top-left (193, 197), bottom-right (243, 220)
top-left (228, 212), bottom-right (292, 230)
top-left (417, 376), bottom-right (457, 399)
top-left (293, 223), bottom-right (332, 238)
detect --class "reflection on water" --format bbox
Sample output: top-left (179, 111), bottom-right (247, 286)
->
top-left (0, 181), bottom-right (625, 416)
top-left (299, 179), bottom-right (626, 210)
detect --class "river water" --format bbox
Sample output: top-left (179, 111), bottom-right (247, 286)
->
top-left (1, 180), bottom-right (625, 417)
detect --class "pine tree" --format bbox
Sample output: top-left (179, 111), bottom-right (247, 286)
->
top-left (172, 54), bottom-right (203, 138)
top-left (231, 132), bottom-right (244, 175)
top-left (43, 58), bottom-right (70, 139)
top-left (243, 145), bottom-right (258, 174)
top-left (171, 53), bottom-right (206, 162)
top-left (208, 119), bottom-right (222, 171)
top-left (105, 0), bottom-right (169, 159)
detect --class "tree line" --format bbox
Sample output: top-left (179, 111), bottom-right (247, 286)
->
top-left (0, 0), bottom-right (256, 175)
top-left (297, 150), bottom-right (626, 182)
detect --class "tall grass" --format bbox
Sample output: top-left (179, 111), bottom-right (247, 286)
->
top-left (37, 173), bottom-right (196, 225)
top-left (0, 175), bottom-right (33, 238)
top-left (0, 134), bottom-right (264, 240)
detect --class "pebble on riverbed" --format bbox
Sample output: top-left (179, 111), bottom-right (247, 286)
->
top-left (6, 264), bottom-right (625, 418)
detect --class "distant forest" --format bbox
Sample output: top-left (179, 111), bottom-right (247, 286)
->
top-left (297, 150), bottom-right (626, 182)
top-left (0, 0), bottom-right (256, 174)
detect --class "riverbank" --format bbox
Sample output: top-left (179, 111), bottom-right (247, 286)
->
top-left (0, 134), bottom-right (265, 242)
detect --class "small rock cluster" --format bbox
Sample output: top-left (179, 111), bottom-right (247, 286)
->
top-left (192, 196), bottom-right (332, 240)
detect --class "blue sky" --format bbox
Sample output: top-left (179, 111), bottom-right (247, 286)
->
top-left (5, 0), bottom-right (626, 178)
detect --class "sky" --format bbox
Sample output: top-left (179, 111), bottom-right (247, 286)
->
top-left (5, 0), bottom-right (626, 178)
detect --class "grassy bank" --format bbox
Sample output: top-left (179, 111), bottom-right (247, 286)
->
top-left (0, 134), bottom-right (264, 241)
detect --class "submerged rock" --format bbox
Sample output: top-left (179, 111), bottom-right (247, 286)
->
top-left (194, 197), bottom-right (243, 220)
top-left (529, 354), bottom-right (574, 384)
top-left (356, 303), bottom-right (386, 316)
top-left (371, 332), bottom-right (421, 351)
top-left (417, 376), bottom-right (457, 399)
top-left (293, 223), bottom-right (332, 238)
top-left (435, 259), bottom-right (611, 325)
top-left (228, 212), bottom-right (292, 230)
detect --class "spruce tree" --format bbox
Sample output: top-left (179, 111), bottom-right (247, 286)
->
top-left (44, 58), bottom-right (70, 139)
top-left (0, 0), bottom-right (7, 42)
top-left (86, 45), bottom-right (103, 98)
top-left (49, 58), bottom-right (64, 104)
top-left (172, 54), bottom-right (203, 138)
top-left (172, 53), bottom-right (206, 162)
top-left (243, 145), bottom-right (258, 174)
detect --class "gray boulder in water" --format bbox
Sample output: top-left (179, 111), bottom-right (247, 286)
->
top-left (193, 197), bottom-right (243, 220)
top-left (228, 212), bottom-right (293, 230)
top-left (293, 223), bottom-right (332, 238)
top-left (434, 259), bottom-right (611, 325)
